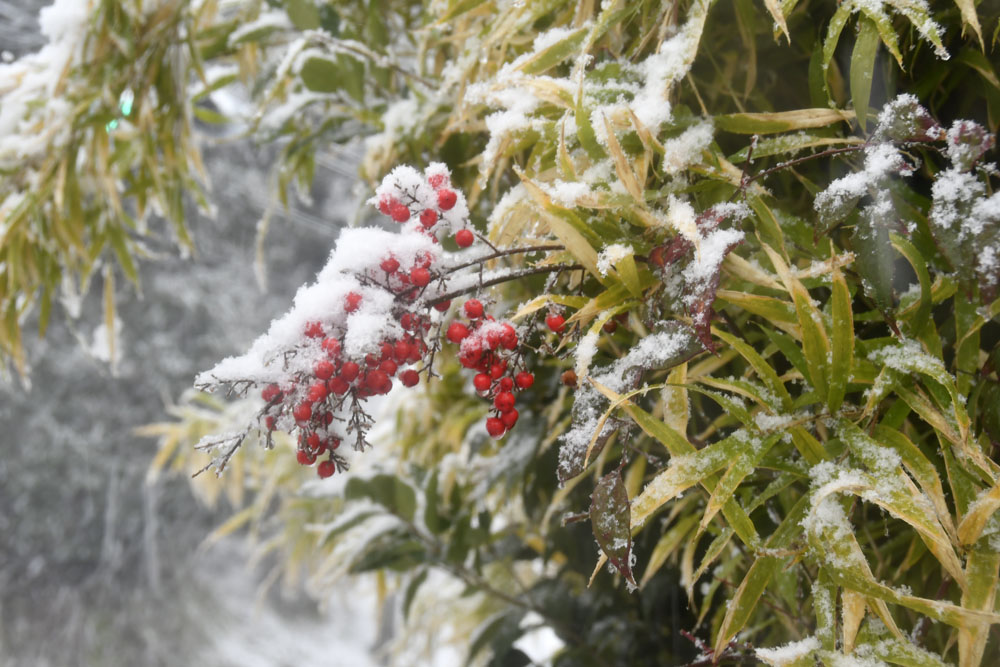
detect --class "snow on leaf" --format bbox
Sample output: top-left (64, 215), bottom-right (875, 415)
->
top-left (590, 469), bottom-right (636, 588)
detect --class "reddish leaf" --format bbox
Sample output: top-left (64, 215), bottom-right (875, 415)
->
top-left (590, 469), bottom-right (636, 587)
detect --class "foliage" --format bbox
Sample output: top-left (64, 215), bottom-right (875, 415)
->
top-left (6, 0), bottom-right (1000, 665)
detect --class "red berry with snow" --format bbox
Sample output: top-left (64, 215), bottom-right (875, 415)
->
top-left (321, 338), bottom-right (341, 357)
top-left (486, 417), bottom-right (506, 439)
top-left (380, 257), bottom-right (400, 273)
top-left (501, 409), bottom-right (519, 429)
top-left (410, 267), bottom-right (431, 287)
top-left (545, 313), bottom-right (566, 333)
top-left (297, 449), bottom-right (317, 465)
top-left (389, 202), bottom-right (410, 222)
top-left (433, 300), bottom-right (451, 312)
top-left (437, 189), bottom-right (457, 211)
top-left (455, 229), bottom-right (474, 247)
top-left (345, 292), bottom-right (363, 313)
top-left (304, 321), bottom-right (324, 338)
top-left (500, 324), bottom-right (518, 350)
top-left (340, 361), bottom-right (360, 382)
top-left (328, 377), bottom-right (349, 395)
top-left (293, 403), bottom-right (312, 422)
top-left (447, 322), bottom-right (470, 343)
top-left (314, 360), bottom-right (335, 380)
top-left (464, 299), bottom-right (484, 319)
top-left (419, 209), bottom-right (438, 228)
top-left (428, 173), bottom-right (449, 189)
top-left (317, 460), bottom-right (336, 478)
top-left (261, 384), bottom-right (282, 402)
top-left (308, 382), bottom-right (328, 403)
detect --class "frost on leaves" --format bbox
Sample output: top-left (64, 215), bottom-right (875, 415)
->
top-left (590, 468), bottom-right (636, 589)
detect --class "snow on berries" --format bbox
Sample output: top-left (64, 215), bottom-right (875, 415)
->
top-left (195, 163), bottom-right (523, 475)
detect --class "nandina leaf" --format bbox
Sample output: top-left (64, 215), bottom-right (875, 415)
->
top-left (590, 469), bottom-right (636, 587)
top-left (853, 202), bottom-right (896, 314)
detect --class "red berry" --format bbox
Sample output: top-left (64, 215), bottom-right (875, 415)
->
top-left (400, 369), bottom-right (420, 387)
top-left (293, 403), bottom-right (312, 422)
top-left (499, 377), bottom-right (514, 392)
top-left (328, 377), bottom-right (349, 395)
top-left (485, 327), bottom-right (502, 349)
top-left (390, 201), bottom-right (410, 222)
top-left (464, 299), bottom-right (484, 319)
top-left (261, 384), bottom-right (282, 402)
top-left (340, 361), bottom-right (360, 382)
top-left (416, 252), bottom-right (433, 269)
top-left (473, 373), bottom-right (491, 392)
top-left (314, 360), bottom-right (335, 380)
top-left (380, 359), bottom-right (398, 376)
top-left (490, 363), bottom-right (506, 380)
top-left (345, 292), bottom-right (363, 313)
top-left (419, 209), bottom-right (438, 228)
top-left (400, 313), bottom-right (415, 330)
top-left (501, 409), bottom-right (519, 429)
top-left (437, 189), bottom-right (457, 211)
top-left (306, 432), bottom-right (322, 449)
top-left (411, 267), bottom-right (431, 287)
top-left (545, 313), bottom-right (566, 333)
top-left (322, 338), bottom-right (341, 357)
top-left (433, 299), bottom-right (451, 312)
top-left (265, 416), bottom-right (277, 431)
top-left (447, 322), bottom-right (470, 343)
top-left (308, 382), bottom-right (328, 403)
top-left (377, 196), bottom-right (394, 216)
top-left (317, 460), bottom-right (336, 478)
top-left (381, 256), bottom-right (400, 273)
top-left (322, 411), bottom-right (334, 426)
top-left (500, 324), bottom-right (518, 350)
top-left (603, 319), bottom-right (618, 333)
top-left (304, 321), bottom-right (324, 338)
top-left (455, 229), bottom-right (474, 247)
top-left (406, 342), bottom-right (423, 363)
top-left (428, 173), bottom-right (449, 189)
top-left (297, 449), bottom-right (317, 465)
top-left (329, 437), bottom-right (341, 450)
top-left (515, 372), bottom-right (534, 389)
top-left (494, 391), bottom-right (515, 413)
top-left (486, 417), bottom-right (506, 439)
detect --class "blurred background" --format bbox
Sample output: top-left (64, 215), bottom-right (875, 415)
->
top-left (0, 2), bottom-right (384, 664)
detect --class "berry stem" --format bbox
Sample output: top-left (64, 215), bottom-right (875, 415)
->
top-left (430, 262), bottom-right (583, 306)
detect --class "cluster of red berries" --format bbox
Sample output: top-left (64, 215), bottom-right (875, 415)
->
top-left (258, 291), bottom-right (433, 477)
top-left (375, 170), bottom-right (474, 248)
top-left (445, 299), bottom-right (534, 439)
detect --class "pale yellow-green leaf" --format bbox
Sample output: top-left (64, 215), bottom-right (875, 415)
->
top-left (958, 482), bottom-right (1000, 546)
top-left (959, 550), bottom-right (1000, 667)
top-left (828, 259), bottom-right (853, 414)
top-left (715, 108), bottom-right (855, 134)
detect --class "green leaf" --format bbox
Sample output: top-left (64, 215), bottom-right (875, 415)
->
top-left (701, 432), bottom-right (781, 529)
top-left (828, 261), bottom-right (853, 413)
top-left (850, 14), bottom-right (880, 131)
top-left (713, 327), bottom-right (793, 410)
top-left (286, 0), bottom-right (320, 30)
top-left (823, 1), bottom-right (854, 71)
top-left (345, 474), bottom-right (417, 522)
top-left (715, 108), bottom-right (855, 134)
top-left (853, 202), bottom-right (895, 313)
top-left (517, 27), bottom-right (588, 75)
top-left (300, 56), bottom-right (341, 93)
top-left (590, 469), bottom-right (636, 587)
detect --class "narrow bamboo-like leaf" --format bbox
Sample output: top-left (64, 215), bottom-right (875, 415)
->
top-left (958, 482), bottom-right (1000, 546)
top-left (518, 27), bottom-right (588, 75)
top-left (700, 433), bottom-right (781, 529)
top-left (662, 363), bottom-right (689, 436)
top-left (814, 570), bottom-right (837, 651)
top-left (823, 0), bottom-right (854, 69)
top-left (959, 550), bottom-right (1000, 667)
top-left (873, 425), bottom-right (954, 538)
top-left (715, 290), bottom-right (797, 324)
top-left (842, 589), bottom-right (867, 653)
top-left (891, 232), bottom-right (932, 335)
top-left (715, 496), bottom-right (809, 655)
top-left (438, 0), bottom-right (486, 23)
top-left (575, 98), bottom-right (607, 162)
top-left (715, 108), bottom-right (855, 134)
top-left (712, 327), bottom-right (793, 410)
top-left (591, 469), bottom-right (636, 587)
top-left (954, 0), bottom-right (984, 48)
top-left (859, 4), bottom-right (903, 66)
top-left (850, 15), bottom-right (880, 131)
top-left (761, 0), bottom-right (790, 42)
top-left (640, 513), bottom-right (699, 589)
top-left (828, 259), bottom-right (853, 413)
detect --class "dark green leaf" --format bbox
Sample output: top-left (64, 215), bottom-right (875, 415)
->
top-left (590, 469), bottom-right (635, 587)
